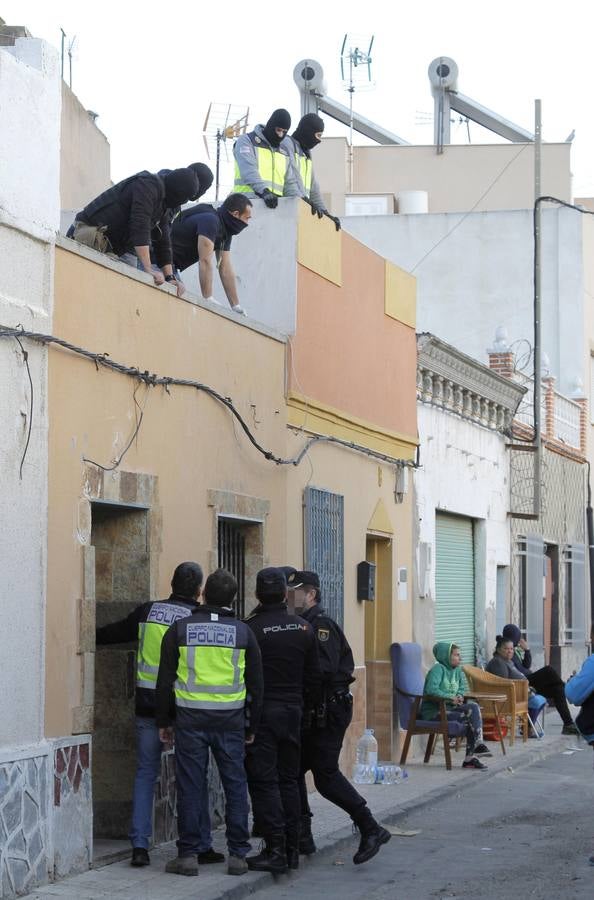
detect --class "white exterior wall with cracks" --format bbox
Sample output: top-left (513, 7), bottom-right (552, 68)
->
top-left (0, 36), bottom-right (60, 898)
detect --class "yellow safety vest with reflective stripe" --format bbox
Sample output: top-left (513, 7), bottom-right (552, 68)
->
top-left (234, 145), bottom-right (288, 197)
top-left (174, 619), bottom-right (247, 711)
top-left (296, 154), bottom-right (313, 196)
top-left (137, 601), bottom-right (193, 690)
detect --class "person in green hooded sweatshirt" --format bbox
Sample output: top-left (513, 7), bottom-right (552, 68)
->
top-left (421, 642), bottom-right (490, 770)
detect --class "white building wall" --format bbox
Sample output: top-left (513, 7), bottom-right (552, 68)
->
top-left (414, 404), bottom-right (511, 670)
top-left (0, 36), bottom-right (60, 898)
top-left (344, 208), bottom-right (585, 396)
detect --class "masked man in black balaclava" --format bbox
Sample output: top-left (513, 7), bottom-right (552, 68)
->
top-left (69, 167), bottom-right (198, 297)
top-left (170, 193), bottom-right (253, 315)
top-left (233, 109), bottom-right (297, 208)
top-left (283, 114), bottom-right (340, 231)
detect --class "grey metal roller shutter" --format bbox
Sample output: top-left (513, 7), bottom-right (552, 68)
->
top-left (435, 513), bottom-right (476, 666)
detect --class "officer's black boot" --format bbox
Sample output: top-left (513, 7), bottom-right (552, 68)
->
top-left (298, 814), bottom-right (316, 855)
top-left (285, 825), bottom-right (300, 870)
top-left (352, 807), bottom-right (391, 865)
top-left (247, 833), bottom-right (288, 874)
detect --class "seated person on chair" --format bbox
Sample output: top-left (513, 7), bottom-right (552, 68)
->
top-left (565, 624), bottom-right (594, 867)
top-left (486, 636), bottom-right (547, 733)
top-left (420, 642), bottom-right (491, 770)
top-left (502, 624), bottom-right (578, 735)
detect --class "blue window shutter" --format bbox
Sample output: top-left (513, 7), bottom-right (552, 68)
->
top-left (525, 534), bottom-right (545, 651)
top-left (303, 487), bottom-right (344, 626)
top-left (570, 543), bottom-right (586, 646)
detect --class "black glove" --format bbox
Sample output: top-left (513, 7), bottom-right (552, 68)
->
top-left (328, 214), bottom-right (341, 231)
top-left (261, 189), bottom-right (278, 209)
top-left (311, 204), bottom-right (324, 219)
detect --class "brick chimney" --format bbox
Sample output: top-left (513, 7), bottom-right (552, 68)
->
top-left (487, 326), bottom-right (514, 379)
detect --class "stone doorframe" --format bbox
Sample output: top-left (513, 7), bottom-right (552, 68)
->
top-left (207, 490), bottom-right (270, 614)
top-left (73, 465), bottom-right (159, 734)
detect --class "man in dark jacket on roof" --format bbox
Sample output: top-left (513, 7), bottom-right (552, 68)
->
top-left (156, 568), bottom-right (264, 878)
top-left (69, 167), bottom-right (198, 297)
top-left (170, 193), bottom-right (252, 314)
top-left (244, 567), bottom-right (322, 875)
top-left (95, 561), bottom-right (206, 868)
top-left (290, 570), bottom-right (390, 866)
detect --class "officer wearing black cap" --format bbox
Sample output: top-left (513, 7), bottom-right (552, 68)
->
top-left (289, 570), bottom-right (391, 866)
top-left (244, 567), bottom-right (322, 874)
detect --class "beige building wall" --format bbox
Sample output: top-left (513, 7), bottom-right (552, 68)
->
top-left (315, 137), bottom-right (572, 216)
top-left (46, 243), bottom-right (288, 737)
top-left (60, 82), bottom-right (111, 211)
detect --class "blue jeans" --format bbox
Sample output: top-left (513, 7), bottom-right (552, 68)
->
top-left (128, 717), bottom-right (212, 851)
top-left (175, 727), bottom-right (250, 858)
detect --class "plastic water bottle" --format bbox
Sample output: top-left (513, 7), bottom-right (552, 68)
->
top-left (353, 729), bottom-right (379, 784)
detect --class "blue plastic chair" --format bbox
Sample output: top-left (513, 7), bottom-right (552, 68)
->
top-left (390, 642), bottom-right (467, 771)
top-left (528, 693), bottom-right (547, 738)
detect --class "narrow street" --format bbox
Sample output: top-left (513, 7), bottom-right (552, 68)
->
top-left (255, 750), bottom-right (594, 900)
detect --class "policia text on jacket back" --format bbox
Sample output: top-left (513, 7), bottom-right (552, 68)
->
top-left (95, 561), bottom-right (207, 868)
top-left (289, 570), bottom-right (391, 866)
top-left (244, 567), bottom-right (322, 874)
top-left (156, 568), bottom-right (264, 878)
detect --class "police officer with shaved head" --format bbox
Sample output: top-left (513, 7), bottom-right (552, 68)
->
top-left (244, 568), bottom-right (322, 874)
top-left (289, 570), bottom-right (390, 866)
top-left (95, 561), bottom-right (204, 867)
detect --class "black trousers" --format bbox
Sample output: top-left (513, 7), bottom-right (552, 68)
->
top-left (245, 702), bottom-right (302, 835)
top-left (528, 666), bottom-right (572, 725)
top-left (298, 695), bottom-right (367, 822)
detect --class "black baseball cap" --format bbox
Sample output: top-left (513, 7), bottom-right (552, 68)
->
top-left (279, 566), bottom-right (297, 581)
top-left (255, 567), bottom-right (287, 599)
top-left (287, 570), bottom-right (320, 589)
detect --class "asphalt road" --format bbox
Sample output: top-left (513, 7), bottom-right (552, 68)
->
top-left (254, 748), bottom-right (594, 900)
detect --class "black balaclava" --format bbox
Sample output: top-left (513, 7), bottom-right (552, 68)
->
top-left (293, 113), bottom-right (324, 153)
top-left (163, 168), bottom-right (199, 208)
top-left (189, 162), bottom-right (214, 200)
top-left (262, 109), bottom-right (291, 148)
top-left (219, 208), bottom-right (249, 236)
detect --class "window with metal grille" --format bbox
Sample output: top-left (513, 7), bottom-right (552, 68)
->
top-left (217, 518), bottom-right (246, 618)
top-left (303, 486), bottom-right (344, 626)
top-left (515, 534), bottom-right (545, 651)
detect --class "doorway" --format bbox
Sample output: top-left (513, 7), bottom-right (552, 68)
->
top-left (364, 535), bottom-right (393, 760)
top-left (92, 501), bottom-right (150, 858)
top-left (545, 544), bottom-right (559, 669)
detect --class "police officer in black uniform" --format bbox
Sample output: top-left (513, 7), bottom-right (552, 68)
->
top-left (244, 568), bottom-right (322, 874)
top-left (289, 570), bottom-right (391, 866)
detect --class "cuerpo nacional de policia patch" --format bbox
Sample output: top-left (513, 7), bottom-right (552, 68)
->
top-left (318, 628), bottom-right (330, 642)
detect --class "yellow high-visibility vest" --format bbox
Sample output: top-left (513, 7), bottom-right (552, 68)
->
top-left (296, 154), bottom-right (312, 196)
top-left (174, 621), bottom-right (247, 711)
top-left (136, 602), bottom-right (191, 689)
top-left (234, 144), bottom-right (288, 196)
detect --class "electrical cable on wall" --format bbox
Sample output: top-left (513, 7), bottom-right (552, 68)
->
top-left (0, 326), bottom-right (418, 474)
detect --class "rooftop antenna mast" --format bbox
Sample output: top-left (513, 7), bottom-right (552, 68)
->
top-left (203, 102), bottom-right (250, 201)
top-left (340, 33), bottom-right (374, 192)
top-left (67, 35), bottom-right (77, 89)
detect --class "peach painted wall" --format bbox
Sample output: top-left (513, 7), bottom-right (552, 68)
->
top-left (291, 232), bottom-right (417, 444)
top-left (46, 245), bottom-right (288, 736)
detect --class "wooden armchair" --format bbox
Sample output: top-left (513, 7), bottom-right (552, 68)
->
top-left (463, 665), bottom-right (529, 745)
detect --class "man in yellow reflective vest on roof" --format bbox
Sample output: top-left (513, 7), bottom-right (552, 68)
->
top-left (233, 109), bottom-right (296, 208)
top-left (96, 561), bottom-right (207, 868)
top-left (156, 568), bottom-right (264, 878)
top-left (283, 113), bottom-right (341, 231)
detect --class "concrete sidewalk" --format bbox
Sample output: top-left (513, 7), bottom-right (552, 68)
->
top-left (30, 719), bottom-right (579, 900)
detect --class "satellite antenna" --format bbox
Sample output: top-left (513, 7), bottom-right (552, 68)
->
top-left (203, 102), bottom-right (250, 201)
top-left (340, 33), bottom-right (374, 191)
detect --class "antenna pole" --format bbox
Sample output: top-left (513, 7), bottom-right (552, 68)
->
top-left (533, 98), bottom-right (542, 518)
top-left (60, 28), bottom-right (66, 80)
top-left (215, 129), bottom-right (221, 202)
top-left (348, 51), bottom-right (354, 192)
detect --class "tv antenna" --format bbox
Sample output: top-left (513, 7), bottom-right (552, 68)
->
top-left (340, 33), bottom-right (374, 191)
top-left (203, 102), bottom-right (250, 201)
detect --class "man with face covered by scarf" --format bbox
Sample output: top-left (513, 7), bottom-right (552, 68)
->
top-left (170, 193), bottom-right (252, 314)
top-left (233, 109), bottom-right (297, 207)
top-left (69, 167), bottom-right (198, 297)
top-left (283, 114), bottom-right (340, 231)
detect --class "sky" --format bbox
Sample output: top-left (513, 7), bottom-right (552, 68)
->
top-left (4, 0), bottom-right (594, 197)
